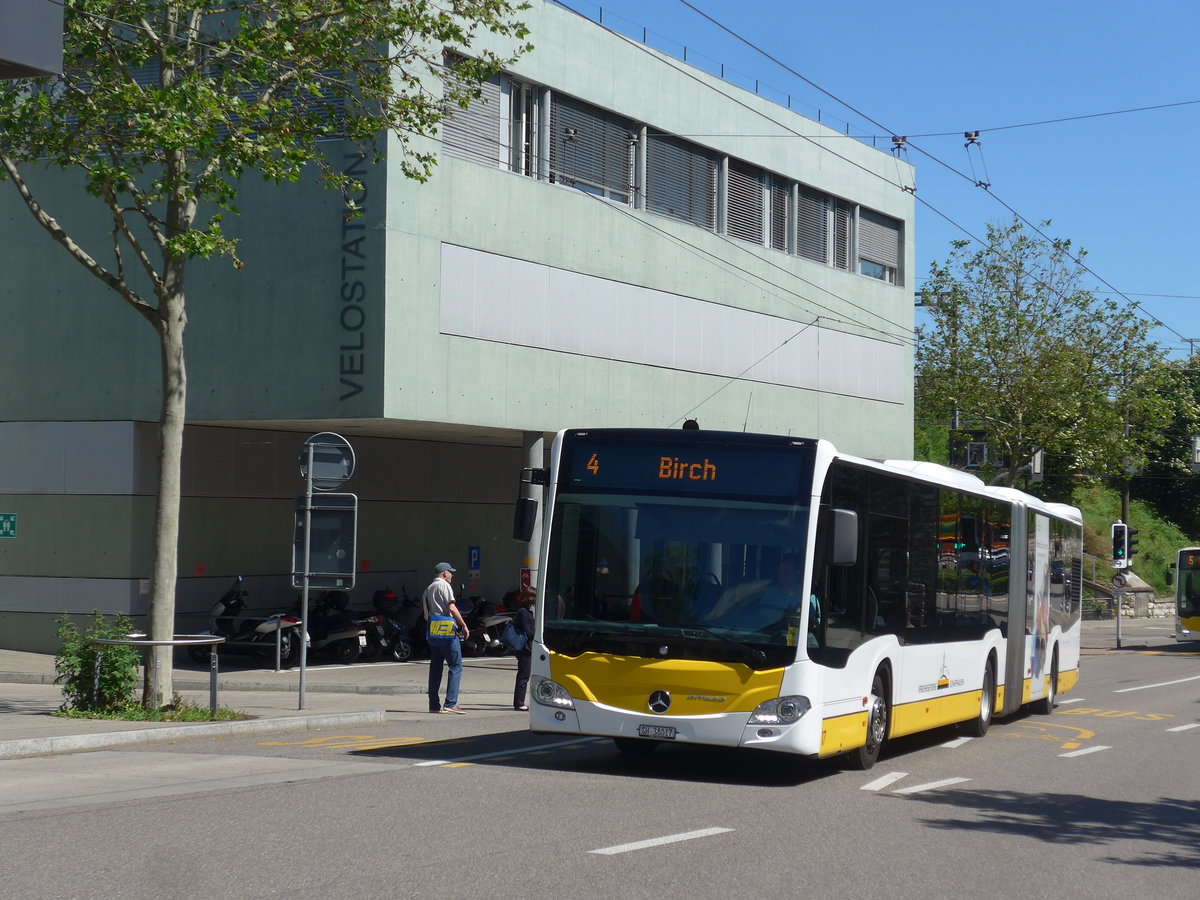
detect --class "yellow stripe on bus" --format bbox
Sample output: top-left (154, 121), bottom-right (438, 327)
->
top-left (549, 651), bottom-right (783, 715)
top-left (890, 690), bottom-right (985, 738)
top-left (1181, 615), bottom-right (1200, 632)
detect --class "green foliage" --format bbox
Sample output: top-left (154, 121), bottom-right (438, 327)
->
top-left (54, 612), bottom-right (141, 712)
top-left (54, 695), bottom-right (246, 722)
top-left (1071, 482), bottom-right (1193, 595)
top-left (916, 218), bottom-right (1181, 489)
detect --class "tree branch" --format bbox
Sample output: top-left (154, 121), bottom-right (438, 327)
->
top-left (1, 155), bottom-right (158, 324)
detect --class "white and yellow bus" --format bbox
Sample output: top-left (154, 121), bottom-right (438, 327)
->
top-left (1167, 548), bottom-right (1200, 642)
top-left (517, 428), bottom-right (1082, 768)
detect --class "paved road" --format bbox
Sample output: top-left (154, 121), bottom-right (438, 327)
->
top-left (1, 641), bottom-right (1197, 899)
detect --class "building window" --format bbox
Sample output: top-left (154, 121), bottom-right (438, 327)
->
top-left (726, 160), bottom-right (765, 244)
top-left (442, 72), bottom-right (505, 167)
top-left (509, 81), bottom-right (539, 177)
top-left (858, 208), bottom-right (901, 284)
top-left (768, 178), bottom-right (789, 252)
top-left (646, 133), bottom-right (718, 231)
top-left (797, 187), bottom-right (828, 263)
top-left (549, 93), bottom-right (636, 203)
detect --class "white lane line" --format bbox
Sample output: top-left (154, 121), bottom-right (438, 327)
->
top-left (1167, 723), bottom-right (1200, 733)
top-left (590, 827), bottom-right (734, 856)
top-left (413, 737), bottom-right (603, 767)
top-left (1114, 674), bottom-right (1200, 694)
top-left (1058, 746), bottom-right (1112, 758)
top-left (941, 737), bottom-right (973, 749)
top-left (861, 772), bottom-right (908, 791)
top-left (1056, 698), bottom-right (1086, 705)
top-left (893, 777), bottom-right (971, 795)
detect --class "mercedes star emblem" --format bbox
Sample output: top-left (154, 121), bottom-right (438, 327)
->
top-left (648, 690), bottom-right (671, 713)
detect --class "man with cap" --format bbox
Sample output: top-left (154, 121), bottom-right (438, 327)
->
top-left (422, 561), bottom-right (470, 713)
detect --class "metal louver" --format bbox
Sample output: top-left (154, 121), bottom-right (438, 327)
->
top-left (646, 133), bottom-right (717, 230)
top-left (442, 74), bottom-right (504, 166)
top-left (727, 161), bottom-right (764, 243)
top-left (548, 94), bottom-right (635, 201)
top-left (769, 180), bottom-right (788, 251)
top-left (858, 208), bottom-right (901, 268)
top-left (797, 187), bottom-right (827, 262)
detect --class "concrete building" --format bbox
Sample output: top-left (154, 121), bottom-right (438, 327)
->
top-left (0, 1), bottom-right (915, 651)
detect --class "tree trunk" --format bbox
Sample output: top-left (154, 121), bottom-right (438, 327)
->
top-left (143, 286), bottom-right (187, 709)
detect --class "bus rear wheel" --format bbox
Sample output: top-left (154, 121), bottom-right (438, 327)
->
top-left (850, 671), bottom-right (888, 770)
top-left (1033, 650), bottom-right (1058, 715)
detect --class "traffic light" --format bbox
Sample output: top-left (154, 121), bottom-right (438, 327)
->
top-left (1126, 527), bottom-right (1139, 561)
top-left (1111, 522), bottom-right (1129, 568)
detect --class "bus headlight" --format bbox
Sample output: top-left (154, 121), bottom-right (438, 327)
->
top-left (533, 676), bottom-right (575, 709)
top-left (748, 696), bottom-right (811, 725)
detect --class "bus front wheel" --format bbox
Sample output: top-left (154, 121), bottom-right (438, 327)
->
top-left (850, 671), bottom-right (889, 770)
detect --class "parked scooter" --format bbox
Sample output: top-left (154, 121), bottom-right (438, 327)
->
top-left (297, 590), bottom-right (368, 664)
top-left (189, 576), bottom-right (303, 668)
top-left (459, 595), bottom-right (514, 658)
top-left (393, 587), bottom-right (429, 660)
top-left (357, 588), bottom-right (414, 663)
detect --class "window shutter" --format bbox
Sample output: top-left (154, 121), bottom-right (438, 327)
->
top-left (833, 199), bottom-right (852, 270)
top-left (768, 179), bottom-right (789, 251)
top-left (442, 74), bottom-right (504, 166)
top-left (549, 94), bottom-right (635, 202)
top-left (646, 134), bottom-right (717, 230)
top-left (797, 187), bottom-right (827, 262)
top-left (858, 208), bottom-right (901, 268)
top-left (727, 161), bottom-right (764, 243)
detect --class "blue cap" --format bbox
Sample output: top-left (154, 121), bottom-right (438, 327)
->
top-left (435, 562), bottom-right (456, 573)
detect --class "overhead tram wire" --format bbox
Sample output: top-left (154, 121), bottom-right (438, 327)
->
top-left (671, 0), bottom-right (1190, 346)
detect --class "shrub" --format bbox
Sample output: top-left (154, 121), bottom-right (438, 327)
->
top-left (54, 612), bottom-right (140, 712)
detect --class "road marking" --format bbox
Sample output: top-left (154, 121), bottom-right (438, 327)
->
top-left (861, 772), bottom-right (908, 791)
top-left (589, 827), bottom-right (733, 856)
top-left (1114, 673), bottom-right (1200, 694)
top-left (892, 777), bottom-right (971, 795)
top-left (413, 736), bottom-right (603, 767)
top-left (1056, 697), bottom-right (1086, 705)
top-left (941, 737), bottom-right (972, 749)
top-left (1058, 745), bottom-right (1111, 758)
top-left (1167, 723), bottom-right (1200, 733)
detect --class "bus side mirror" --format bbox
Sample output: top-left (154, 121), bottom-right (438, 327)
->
top-left (830, 508), bottom-right (858, 567)
top-left (1165, 565), bottom-right (1175, 587)
top-left (513, 497), bottom-right (538, 543)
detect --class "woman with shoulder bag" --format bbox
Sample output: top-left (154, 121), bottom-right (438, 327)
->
top-left (512, 586), bottom-right (536, 711)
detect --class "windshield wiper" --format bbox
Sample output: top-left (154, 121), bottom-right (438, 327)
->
top-left (680, 627), bottom-right (767, 665)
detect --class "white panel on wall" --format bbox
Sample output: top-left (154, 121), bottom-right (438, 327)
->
top-left (439, 244), bottom-right (905, 404)
top-left (0, 421), bottom-right (138, 495)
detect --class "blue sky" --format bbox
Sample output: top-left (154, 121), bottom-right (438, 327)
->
top-left (553, 0), bottom-right (1200, 356)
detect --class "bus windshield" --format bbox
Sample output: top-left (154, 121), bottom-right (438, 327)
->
top-left (1177, 551), bottom-right (1200, 617)
top-left (542, 493), bottom-right (811, 669)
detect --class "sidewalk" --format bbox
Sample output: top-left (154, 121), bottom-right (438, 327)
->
top-left (0, 647), bottom-right (522, 760)
top-left (2, 619), bottom-right (1188, 760)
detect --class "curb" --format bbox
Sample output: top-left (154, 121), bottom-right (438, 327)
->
top-left (0, 709), bottom-right (387, 761)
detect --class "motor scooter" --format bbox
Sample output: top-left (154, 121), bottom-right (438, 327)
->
top-left (357, 588), bottom-right (414, 663)
top-left (459, 595), bottom-right (514, 658)
top-left (393, 587), bottom-right (429, 659)
top-left (297, 590), bottom-right (368, 664)
top-left (190, 576), bottom-right (303, 668)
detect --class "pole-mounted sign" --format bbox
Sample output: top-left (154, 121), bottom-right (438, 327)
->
top-left (294, 432), bottom-right (357, 710)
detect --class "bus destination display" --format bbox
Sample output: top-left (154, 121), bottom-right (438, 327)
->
top-left (563, 437), bottom-right (812, 500)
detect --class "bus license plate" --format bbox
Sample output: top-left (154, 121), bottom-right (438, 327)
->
top-left (637, 724), bottom-right (676, 740)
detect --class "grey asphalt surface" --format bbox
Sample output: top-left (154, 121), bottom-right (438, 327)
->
top-left (0, 645), bottom-right (524, 759)
top-left (0, 616), bottom-right (1185, 760)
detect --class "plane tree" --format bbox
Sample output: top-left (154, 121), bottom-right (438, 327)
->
top-left (0, 1), bottom-right (530, 707)
top-left (915, 219), bottom-right (1178, 497)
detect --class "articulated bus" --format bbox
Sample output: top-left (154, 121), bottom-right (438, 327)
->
top-left (517, 428), bottom-right (1082, 768)
top-left (1167, 549), bottom-right (1200, 642)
